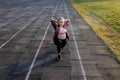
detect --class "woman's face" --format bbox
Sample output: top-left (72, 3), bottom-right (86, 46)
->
top-left (58, 19), bottom-right (65, 27)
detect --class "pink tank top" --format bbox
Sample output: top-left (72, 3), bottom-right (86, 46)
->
top-left (58, 27), bottom-right (67, 39)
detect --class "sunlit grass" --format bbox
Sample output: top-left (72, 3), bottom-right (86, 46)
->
top-left (68, 0), bottom-right (120, 62)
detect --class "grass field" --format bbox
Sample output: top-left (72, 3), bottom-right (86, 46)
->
top-left (68, 0), bottom-right (120, 62)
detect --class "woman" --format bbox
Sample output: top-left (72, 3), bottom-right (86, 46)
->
top-left (51, 17), bottom-right (69, 60)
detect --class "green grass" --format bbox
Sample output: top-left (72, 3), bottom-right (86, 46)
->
top-left (68, 0), bottom-right (120, 62)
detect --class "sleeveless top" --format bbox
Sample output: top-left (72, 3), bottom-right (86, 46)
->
top-left (58, 27), bottom-right (67, 39)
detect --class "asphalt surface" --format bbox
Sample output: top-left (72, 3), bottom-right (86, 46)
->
top-left (0, 0), bottom-right (120, 80)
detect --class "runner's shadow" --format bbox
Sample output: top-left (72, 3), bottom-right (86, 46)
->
top-left (36, 43), bottom-right (59, 66)
top-left (36, 43), bottom-right (57, 61)
top-left (8, 44), bottom-right (58, 75)
top-left (41, 57), bottom-right (59, 67)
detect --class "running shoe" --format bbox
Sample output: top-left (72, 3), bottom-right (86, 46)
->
top-left (58, 54), bottom-right (62, 60)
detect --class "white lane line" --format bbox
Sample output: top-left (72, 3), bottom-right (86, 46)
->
top-left (64, 0), bottom-right (87, 80)
top-left (0, 6), bottom-right (36, 29)
top-left (0, 0), bottom-right (51, 29)
top-left (24, 0), bottom-right (59, 80)
top-left (0, 3), bottom-right (52, 50)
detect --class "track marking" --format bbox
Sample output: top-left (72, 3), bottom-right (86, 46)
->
top-left (0, 2), bottom-right (53, 50)
top-left (24, 0), bottom-right (59, 80)
top-left (0, 6), bottom-right (36, 29)
top-left (0, 0), bottom-right (51, 29)
top-left (63, 0), bottom-right (87, 80)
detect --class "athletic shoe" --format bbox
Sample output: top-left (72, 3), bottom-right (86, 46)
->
top-left (58, 54), bottom-right (62, 60)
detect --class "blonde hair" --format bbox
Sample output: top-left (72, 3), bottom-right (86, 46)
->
top-left (58, 17), bottom-right (65, 22)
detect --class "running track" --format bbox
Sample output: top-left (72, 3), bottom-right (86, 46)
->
top-left (0, 0), bottom-right (120, 80)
